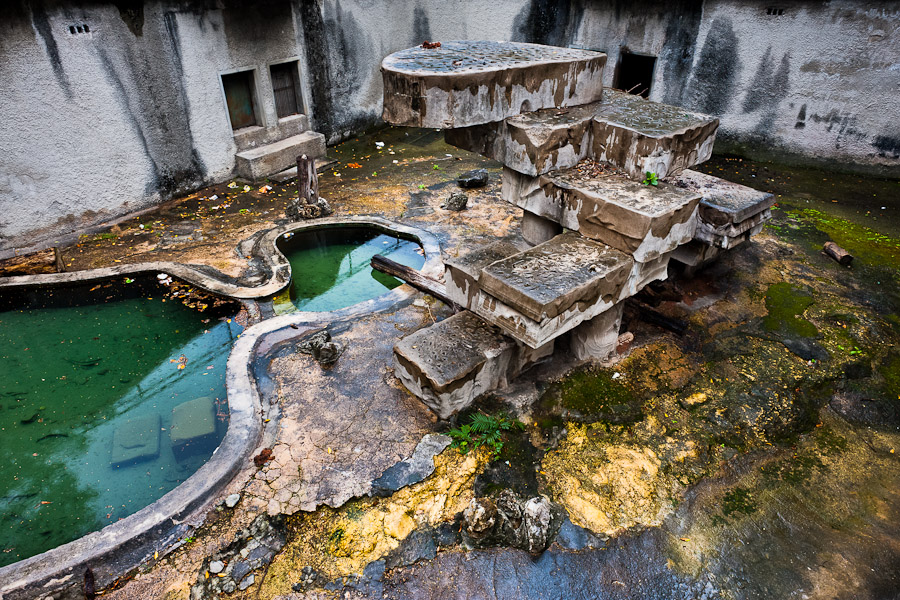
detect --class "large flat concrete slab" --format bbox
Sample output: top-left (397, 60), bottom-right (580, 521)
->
top-left (445, 89), bottom-right (717, 179)
top-left (235, 131), bottom-right (326, 181)
top-left (479, 232), bottom-right (631, 322)
top-left (381, 41), bottom-right (606, 128)
top-left (393, 311), bottom-right (517, 419)
top-left (444, 239), bottom-right (524, 309)
top-left (672, 169), bottom-right (776, 226)
top-left (110, 413), bottom-right (161, 468)
top-left (502, 165), bottom-right (700, 262)
top-left (590, 89), bottom-right (718, 179)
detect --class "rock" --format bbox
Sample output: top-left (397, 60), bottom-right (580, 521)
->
top-left (383, 529), bottom-right (437, 570)
top-left (441, 192), bottom-right (468, 211)
top-left (292, 566), bottom-right (320, 592)
top-left (225, 493), bottom-right (241, 508)
top-left (298, 330), bottom-right (345, 367)
top-left (457, 168), bottom-right (489, 189)
top-left (680, 392), bottom-right (709, 409)
top-left (287, 197), bottom-right (332, 220)
top-left (238, 574), bottom-right (255, 591)
top-left (209, 561), bottom-right (224, 574)
top-left (370, 434), bottom-right (452, 496)
top-left (463, 498), bottom-right (498, 540)
top-left (461, 491), bottom-right (562, 554)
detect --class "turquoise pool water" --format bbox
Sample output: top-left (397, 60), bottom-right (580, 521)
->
top-left (0, 282), bottom-right (240, 566)
top-left (272, 227), bottom-right (426, 314)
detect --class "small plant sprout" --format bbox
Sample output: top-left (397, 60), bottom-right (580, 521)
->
top-left (448, 412), bottom-right (524, 458)
top-left (642, 171), bottom-right (659, 186)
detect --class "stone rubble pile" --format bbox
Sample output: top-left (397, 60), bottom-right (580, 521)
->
top-left (381, 41), bottom-right (772, 418)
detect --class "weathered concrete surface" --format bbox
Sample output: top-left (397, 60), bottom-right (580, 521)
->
top-left (447, 89), bottom-right (717, 180)
top-left (235, 132), bottom-right (327, 181)
top-left (673, 169), bottom-right (776, 226)
top-left (381, 41), bottom-right (606, 128)
top-left (520, 210), bottom-right (563, 245)
top-left (502, 164), bottom-right (700, 262)
top-left (444, 238), bottom-right (524, 310)
top-left (393, 311), bottom-right (518, 420)
top-left (479, 231), bottom-right (630, 323)
top-left (568, 302), bottom-right (624, 361)
top-left (592, 89), bottom-right (718, 179)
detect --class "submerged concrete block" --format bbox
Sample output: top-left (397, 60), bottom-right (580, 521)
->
top-left (445, 89), bottom-right (717, 179)
top-left (502, 166), bottom-right (700, 262)
top-left (393, 311), bottom-right (517, 419)
top-left (110, 413), bottom-right (161, 468)
top-left (568, 302), bottom-right (624, 361)
top-left (590, 89), bottom-right (718, 179)
top-left (170, 396), bottom-right (218, 457)
top-left (235, 131), bottom-right (326, 181)
top-left (381, 41), bottom-right (606, 129)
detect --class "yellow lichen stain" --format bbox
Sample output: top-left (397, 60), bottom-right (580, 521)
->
top-left (257, 446), bottom-right (488, 599)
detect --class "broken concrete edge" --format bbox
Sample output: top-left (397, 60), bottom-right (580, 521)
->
top-left (370, 434), bottom-right (453, 497)
top-left (0, 216), bottom-right (444, 300)
top-left (0, 217), bottom-right (443, 599)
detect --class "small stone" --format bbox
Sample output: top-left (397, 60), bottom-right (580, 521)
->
top-left (238, 574), bottom-right (255, 591)
top-left (225, 493), bottom-right (241, 508)
top-left (221, 580), bottom-right (236, 594)
top-left (209, 560), bottom-right (224, 574)
top-left (441, 192), bottom-right (468, 211)
top-left (457, 168), bottom-right (489, 189)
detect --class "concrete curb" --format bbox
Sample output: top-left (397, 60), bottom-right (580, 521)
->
top-left (0, 217), bottom-right (442, 599)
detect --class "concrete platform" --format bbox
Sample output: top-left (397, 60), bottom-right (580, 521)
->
top-left (590, 89), bottom-right (718, 179)
top-left (445, 89), bottom-right (717, 179)
top-left (502, 165), bottom-right (700, 262)
top-left (393, 311), bottom-right (518, 419)
top-left (381, 41), bottom-right (606, 128)
top-left (110, 413), bottom-right (161, 468)
top-left (235, 131), bottom-right (326, 181)
top-left (672, 169), bottom-right (776, 227)
top-left (444, 239), bottom-right (525, 309)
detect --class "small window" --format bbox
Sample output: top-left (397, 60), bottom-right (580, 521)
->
top-left (615, 51), bottom-right (657, 99)
top-left (766, 7), bottom-right (785, 16)
top-left (270, 62), bottom-right (301, 119)
top-left (222, 70), bottom-right (258, 130)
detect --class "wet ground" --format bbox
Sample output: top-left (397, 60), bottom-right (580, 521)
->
top-left (14, 126), bottom-right (900, 599)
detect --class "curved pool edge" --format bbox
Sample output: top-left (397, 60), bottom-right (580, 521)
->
top-left (0, 217), bottom-right (443, 599)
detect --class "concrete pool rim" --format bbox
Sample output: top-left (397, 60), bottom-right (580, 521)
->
top-left (0, 216), bottom-right (442, 599)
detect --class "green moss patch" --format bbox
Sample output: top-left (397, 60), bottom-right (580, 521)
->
top-left (763, 282), bottom-right (818, 338)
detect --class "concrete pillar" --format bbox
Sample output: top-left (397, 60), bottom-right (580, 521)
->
top-left (568, 302), bottom-right (624, 361)
top-left (521, 210), bottom-right (562, 246)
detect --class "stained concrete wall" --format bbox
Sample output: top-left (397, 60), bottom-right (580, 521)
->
top-left (1, 0), bottom-right (898, 251)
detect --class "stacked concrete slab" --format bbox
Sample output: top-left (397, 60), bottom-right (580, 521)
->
top-left (381, 41), bottom-right (770, 419)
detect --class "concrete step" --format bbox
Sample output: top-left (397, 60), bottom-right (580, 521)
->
top-left (393, 311), bottom-right (552, 419)
top-left (446, 88), bottom-right (718, 180)
top-left (235, 131), bottom-right (326, 181)
top-left (381, 41), bottom-right (606, 128)
top-left (502, 164), bottom-right (701, 263)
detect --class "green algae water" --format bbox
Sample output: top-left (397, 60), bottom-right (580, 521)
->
top-left (0, 282), bottom-right (239, 566)
top-left (272, 227), bottom-right (426, 314)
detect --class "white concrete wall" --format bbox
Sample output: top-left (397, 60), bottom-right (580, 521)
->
top-left (1, 0), bottom-right (898, 251)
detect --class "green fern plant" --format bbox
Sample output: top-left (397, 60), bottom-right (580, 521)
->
top-left (448, 412), bottom-right (524, 457)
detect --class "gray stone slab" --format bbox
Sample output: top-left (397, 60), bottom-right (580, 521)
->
top-left (672, 169), bottom-right (776, 225)
top-left (235, 131), bottom-right (326, 181)
top-left (568, 302), bottom-right (624, 361)
top-left (695, 209), bottom-right (772, 247)
top-left (110, 413), bottom-right (161, 468)
top-left (393, 311), bottom-right (518, 419)
top-left (370, 434), bottom-right (452, 497)
top-left (445, 102), bottom-right (598, 175)
top-left (502, 166), bottom-right (700, 262)
top-left (619, 251), bottom-right (673, 301)
top-left (381, 41), bottom-right (606, 128)
top-left (591, 89), bottom-right (718, 179)
top-left (479, 232), bottom-right (632, 323)
top-left (444, 239), bottom-right (524, 309)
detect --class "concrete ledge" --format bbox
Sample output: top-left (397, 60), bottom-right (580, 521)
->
top-left (235, 131), bottom-right (327, 181)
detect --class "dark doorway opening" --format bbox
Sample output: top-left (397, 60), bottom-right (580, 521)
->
top-left (222, 70), bottom-right (258, 130)
top-left (270, 62), bottom-right (302, 118)
top-left (616, 51), bottom-right (657, 98)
